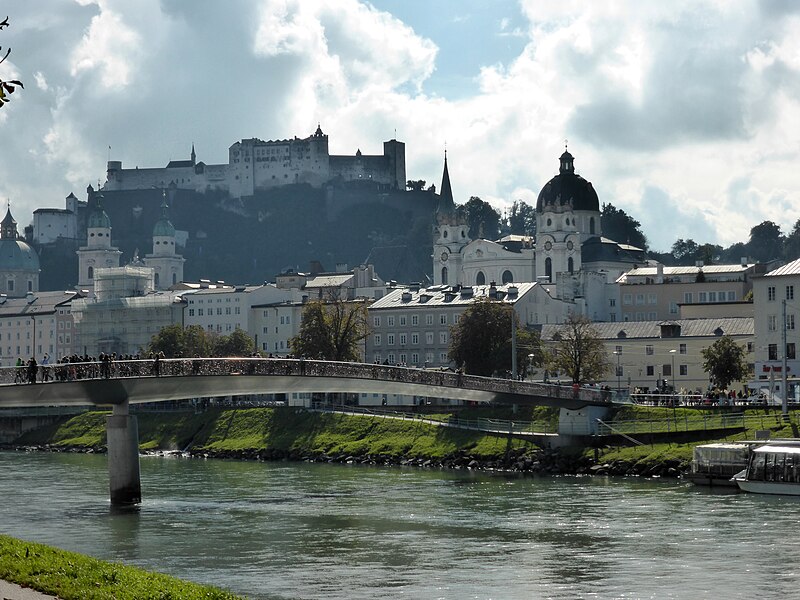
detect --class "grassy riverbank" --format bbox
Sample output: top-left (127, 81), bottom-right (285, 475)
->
top-left (0, 534), bottom-right (242, 600)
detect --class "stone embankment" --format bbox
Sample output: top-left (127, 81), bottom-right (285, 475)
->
top-left (4, 445), bottom-right (690, 478)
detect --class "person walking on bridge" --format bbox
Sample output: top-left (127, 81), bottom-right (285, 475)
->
top-left (27, 357), bottom-right (38, 384)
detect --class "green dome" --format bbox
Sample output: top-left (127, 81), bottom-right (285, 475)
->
top-left (0, 239), bottom-right (40, 271)
top-left (88, 208), bottom-right (111, 229)
top-left (153, 217), bottom-right (175, 237)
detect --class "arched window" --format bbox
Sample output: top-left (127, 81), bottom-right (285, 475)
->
top-left (27, 280), bottom-right (33, 292)
top-left (172, 273), bottom-right (178, 285)
top-left (441, 266), bottom-right (448, 285)
top-left (476, 271), bottom-right (486, 286)
top-left (568, 257), bottom-right (574, 274)
top-left (502, 270), bottom-right (513, 284)
top-left (545, 257), bottom-right (552, 280)
top-left (88, 266), bottom-right (94, 280)
top-left (154, 273), bottom-right (160, 287)
top-left (590, 217), bottom-right (595, 235)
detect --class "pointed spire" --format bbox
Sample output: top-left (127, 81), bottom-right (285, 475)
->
top-left (439, 149), bottom-right (454, 211)
top-left (190, 143), bottom-right (196, 165)
top-left (1, 200), bottom-right (18, 240)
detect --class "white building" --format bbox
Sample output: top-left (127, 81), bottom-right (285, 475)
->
top-left (32, 192), bottom-right (84, 245)
top-left (76, 186), bottom-right (122, 292)
top-left (752, 259), bottom-right (800, 401)
top-left (366, 281), bottom-right (574, 369)
top-left (0, 290), bottom-right (81, 366)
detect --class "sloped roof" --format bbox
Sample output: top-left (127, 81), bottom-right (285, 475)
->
top-left (305, 274), bottom-right (354, 288)
top-left (370, 282), bottom-right (539, 310)
top-left (0, 291), bottom-right (82, 317)
top-left (765, 258), bottom-right (800, 277)
top-left (540, 317), bottom-right (753, 341)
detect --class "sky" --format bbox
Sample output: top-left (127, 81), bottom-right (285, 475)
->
top-left (1, 0), bottom-right (800, 252)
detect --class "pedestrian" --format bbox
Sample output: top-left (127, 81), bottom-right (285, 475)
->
top-left (27, 357), bottom-right (38, 384)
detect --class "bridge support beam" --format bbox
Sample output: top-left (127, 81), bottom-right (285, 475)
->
top-left (106, 400), bottom-right (141, 506)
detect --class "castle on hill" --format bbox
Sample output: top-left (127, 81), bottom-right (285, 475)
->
top-left (103, 125), bottom-right (406, 198)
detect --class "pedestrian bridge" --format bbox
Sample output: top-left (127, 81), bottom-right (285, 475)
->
top-left (0, 357), bottom-right (611, 410)
top-left (0, 358), bottom-right (613, 506)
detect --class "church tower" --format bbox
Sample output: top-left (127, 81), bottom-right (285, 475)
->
top-left (433, 151), bottom-right (469, 286)
top-left (144, 190), bottom-right (185, 289)
top-left (77, 185), bottom-right (122, 291)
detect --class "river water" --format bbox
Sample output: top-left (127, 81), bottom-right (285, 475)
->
top-left (0, 451), bottom-right (798, 599)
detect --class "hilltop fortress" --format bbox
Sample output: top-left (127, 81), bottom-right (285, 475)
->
top-left (103, 125), bottom-right (406, 198)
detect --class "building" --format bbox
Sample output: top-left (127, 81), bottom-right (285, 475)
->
top-left (0, 290), bottom-right (81, 366)
top-left (0, 205), bottom-right (40, 298)
top-left (103, 125), bottom-right (406, 198)
top-left (144, 192), bottom-right (185, 290)
top-left (76, 186), bottom-right (122, 292)
top-left (432, 150), bottom-right (647, 322)
top-left (32, 192), bottom-right (85, 245)
top-left (71, 265), bottom-right (184, 356)
top-left (751, 259), bottom-right (800, 401)
top-left (541, 318), bottom-right (755, 393)
top-left (366, 281), bottom-right (574, 368)
top-left (617, 263), bottom-right (760, 322)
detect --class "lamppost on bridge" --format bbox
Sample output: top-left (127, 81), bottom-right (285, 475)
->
top-left (613, 349), bottom-right (621, 393)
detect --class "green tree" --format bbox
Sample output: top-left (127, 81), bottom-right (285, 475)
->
top-left (290, 297), bottom-right (370, 362)
top-left (747, 220), bottom-right (784, 263)
top-left (701, 336), bottom-right (749, 390)
top-left (449, 299), bottom-right (542, 377)
top-left (459, 196), bottom-right (501, 240)
top-left (507, 200), bottom-right (536, 236)
top-left (671, 238), bottom-right (700, 265)
top-left (0, 17), bottom-right (23, 108)
top-left (784, 219), bottom-right (800, 261)
top-left (600, 203), bottom-right (648, 250)
top-left (213, 328), bottom-right (255, 357)
top-left (148, 324), bottom-right (216, 358)
top-left (546, 314), bottom-right (610, 383)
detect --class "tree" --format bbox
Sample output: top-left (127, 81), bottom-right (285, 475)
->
top-left (405, 180), bottom-right (426, 191)
top-left (0, 17), bottom-right (23, 108)
top-left (460, 196), bottom-right (501, 240)
top-left (290, 296), bottom-right (370, 362)
top-left (546, 314), bottom-right (610, 383)
top-left (601, 203), bottom-right (648, 250)
top-left (148, 324), bottom-right (215, 358)
top-left (213, 327), bottom-right (255, 357)
top-left (701, 336), bottom-right (749, 390)
top-left (784, 219), bottom-right (800, 261)
top-left (449, 299), bottom-right (542, 377)
top-left (507, 200), bottom-right (536, 236)
top-left (747, 220), bottom-right (784, 263)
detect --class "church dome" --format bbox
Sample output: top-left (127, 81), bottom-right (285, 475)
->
top-left (536, 150), bottom-right (599, 213)
top-left (153, 217), bottom-right (175, 237)
top-left (87, 207), bottom-right (111, 229)
top-left (0, 238), bottom-right (40, 271)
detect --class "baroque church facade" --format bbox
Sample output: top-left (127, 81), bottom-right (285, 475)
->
top-left (433, 149), bottom-right (648, 322)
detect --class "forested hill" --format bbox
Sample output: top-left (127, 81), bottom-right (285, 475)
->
top-left (38, 183), bottom-right (438, 290)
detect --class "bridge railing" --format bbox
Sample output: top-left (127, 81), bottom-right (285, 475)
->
top-left (0, 357), bottom-right (609, 403)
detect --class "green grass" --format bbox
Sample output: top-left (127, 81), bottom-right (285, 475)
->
top-left (0, 534), bottom-right (243, 600)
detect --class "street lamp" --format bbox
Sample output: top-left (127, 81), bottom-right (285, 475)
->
top-left (669, 349), bottom-right (677, 394)
top-left (528, 353), bottom-right (535, 381)
top-left (613, 350), bottom-right (621, 393)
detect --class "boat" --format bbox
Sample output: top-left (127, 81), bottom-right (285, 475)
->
top-left (733, 442), bottom-right (800, 495)
top-left (687, 442), bottom-right (753, 487)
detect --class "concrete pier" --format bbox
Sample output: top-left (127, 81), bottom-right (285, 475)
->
top-left (106, 401), bottom-right (141, 505)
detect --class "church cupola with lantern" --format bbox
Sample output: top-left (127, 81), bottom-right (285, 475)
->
top-left (0, 202), bottom-right (40, 297)
top-left (144, 190), bottom-right (184, 289)
top-left (76, 184), bottom-right (122, 291)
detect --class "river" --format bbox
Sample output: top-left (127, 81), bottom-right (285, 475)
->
top-left (0, 451), bottom-right (798, 599)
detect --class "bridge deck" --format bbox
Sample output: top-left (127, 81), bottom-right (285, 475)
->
top-left (0, 358), bottom-right (611, 410)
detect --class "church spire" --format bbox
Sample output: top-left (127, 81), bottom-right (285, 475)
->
top-left (190, 143), bottom-right (196, 165)
top-left (439, 149), bottom-right (454, 212)
top-left (1, 201), bottom-right (18, 240)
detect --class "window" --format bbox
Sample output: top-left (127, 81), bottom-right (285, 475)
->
top-left (399, 316), bottom-right (407, 326)
top-left (188, 309), bottom-right (195, 316)
top-left (411, 315), bottom-right (418, 326)
top-left (411, 333), bottom-right (419, 345)
top-left (623, 294), bottom-right (632, 306)
top-left (636, 294), bottom-right (645, 305)
top-left (769, 315), bottom-right (778, 331)
top-left (374, 334), bottom-right (381, 346)
top-left (373, 353), bottom-right (381, 363)
top-left (411, 353), bottom-right (419, 365)
top-left (648, 293), bottom-right (657, 305)
top-left (769, 344), bottom-right (778, 361)
top-left (646, 365), bottom-right (654, 376)
top-left (669, 301), bottom-right (678, 314)
top-left (439, 331), bottom-right (448, 344)
top-left (788, 314), bottom-right (796, 331)
top-left (235, 307), bottom-right (240, 315)
top-left (387, 353), bottom-right (395, 365)
top-left (609, 299), bottom-right (616, 307)
top-left (679, 344), bottom-right (687, 354)
top-left (387, 334), bottom-right (395, 345)
top-left (440, 315), bottom-right (447, 325)
top-left (399, 353), bottom-right (407, 365)
top-left (426, 332), bottom-right (434, 344)
top-left (788, 285), bottom-right (795, 300)
top-left (373, 316), bottom-right (381, 327)
top-left (663, 364), bottom-right (673, 377)
top-left (699, 292), bottom-right (707, 303)
top-left (439, 352), bottom-right (449, 363)
top-left (387, 316), bottom-right (395, 327)
top-left (426, 314), bottom-right (433, 325)
top-left (399, 333), bottom-right (407, 345)
top-left (225, 307), bottom-right (231, 315)
top-left (453, 314), bottom-right (460, 324)
top-left (684, 292), bottom-right (693, 304)
top-left (217, 308), bottom-right (222, 315)
top-left (198, 309), bottom-right (204, 316)
top-left (768, 286), bottom-right (776, 301)
top-left (425, 352), bottom-right (434, 364)
top-left (646, 345), bottom-right (654, 355)
top-left (708, 291), bottom-right (717, 303)
top-left (680, 364), bottom-right (688, 376)
top-left (788, 343), bottom-right (796, 360)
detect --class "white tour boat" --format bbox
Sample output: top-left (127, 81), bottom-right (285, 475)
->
top-left (733, 442), bottom-right (800, 495)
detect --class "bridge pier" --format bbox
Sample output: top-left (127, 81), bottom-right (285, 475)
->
top-left (106, 400), bottom-right (141, 506)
